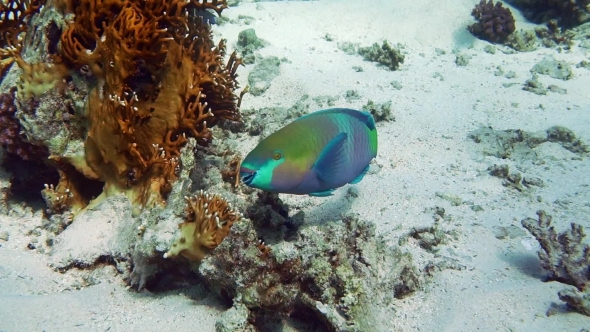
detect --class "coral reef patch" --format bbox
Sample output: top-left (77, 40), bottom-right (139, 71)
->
top-left (199, 213), bottom-right (421, 331)
top-left (0, 0), bottom-right (243, 214)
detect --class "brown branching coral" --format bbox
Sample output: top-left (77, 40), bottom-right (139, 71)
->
top-left (469, 0), bottom-right (516, 43)
top-left (41, 166), bottom-right (92, 214)
top-left (164, 190), bottom-right (241, 262)
top-left (0, 0), bottom-right (44, 79)
top-left (221, 153), bottom-right (242, 187)
top-left (56, 0), bottom-right (242, 210)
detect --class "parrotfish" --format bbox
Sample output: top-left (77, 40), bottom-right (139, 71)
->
top-left (240, 108), bottom-right (378, 197)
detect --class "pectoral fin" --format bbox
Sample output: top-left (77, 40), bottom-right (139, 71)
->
top-left (312, 132), bottom-right (348, 184)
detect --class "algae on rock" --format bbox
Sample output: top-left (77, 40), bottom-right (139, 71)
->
top-left (198, 213), bottom-right (421, 331)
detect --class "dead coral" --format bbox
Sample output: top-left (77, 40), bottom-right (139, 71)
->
top-left (469, 0), bottom-right (516, 43)
top-left (521, 210), bottom-right (589, 291)
top-left (488, 164), bottom-right (544, 192)
top-left (468, 126), bottom-right (589, 161)
top-left (558, 288), bottom-right (590, 316)
top-left (54, 0), bottom-right (242, 211)
top-left (357, 41), bottom-right (405, 71)
top-left (522, 210), bottom-right (590, 316)
top-left (0, 87), bottom-right (48, 160)
top-left (198, 213), bottom-right (420, 331)
top-left (164, 190), bottom-right (241, 262)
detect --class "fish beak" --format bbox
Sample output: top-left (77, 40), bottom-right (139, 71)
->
top-left (240, 167), bottom-right (257, 186)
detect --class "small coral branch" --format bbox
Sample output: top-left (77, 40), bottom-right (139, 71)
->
top-left (521, 210), bottom-right (590, 291)
top-left (0, 0), bottom-right (45, 79)
top-left (164, 190), bottom-right (241, 262)
top-left (522, 210), bottom-right (590, 316)
top-left (190, 0), bottom-right (228, 15)
top-left (0, 0), bottom-right (44, 49)
top-left (558, 288), bottom-right (590, 316)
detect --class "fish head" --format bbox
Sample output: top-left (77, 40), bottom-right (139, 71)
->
top-left (240, 138), bottom-right (307, 193)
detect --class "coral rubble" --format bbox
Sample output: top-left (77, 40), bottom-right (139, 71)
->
top-left (357, 41), bottom-right (405, 71)
top-left (469, 0), bottom-right (516, 43)
top-left (468, 126), bottom-right (589, 161)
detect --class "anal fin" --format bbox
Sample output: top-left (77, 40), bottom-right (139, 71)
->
top-left (309, 190), bottom-right (335, 197)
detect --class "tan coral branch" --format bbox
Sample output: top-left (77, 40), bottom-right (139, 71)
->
top-left (164, 190), bottom-right (241, 262)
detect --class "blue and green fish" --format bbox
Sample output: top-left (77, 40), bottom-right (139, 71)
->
top-left (240, 108), bottom-right (378, 197)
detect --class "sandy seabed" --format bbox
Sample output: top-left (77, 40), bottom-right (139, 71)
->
top-left (1, 0), bottom-right (590, 331)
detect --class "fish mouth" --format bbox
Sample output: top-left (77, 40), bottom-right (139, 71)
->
top-left (240, 167), bottom-right (257, 186)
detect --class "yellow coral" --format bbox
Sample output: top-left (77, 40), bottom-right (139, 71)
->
top-left (164, 190), bottom-right (241, 262)
top-left (56, 0), bottom-right (242, 213)
top-left (14, 53), bottom-right (69, 100)
top-left (0, 0), bottom-right (44, 78)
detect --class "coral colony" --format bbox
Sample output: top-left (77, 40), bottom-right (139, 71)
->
top-left (0, 0), bottom-right (243, 214)
top-left (2, 0), bottom-right (590, 329)
top-left (164, 191), bottom-right (242, 262)
top-left (468, 0), bottom-right (516, 43)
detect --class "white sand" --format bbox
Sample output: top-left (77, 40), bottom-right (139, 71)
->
top-left (2, 0), bottom-right (590, 331)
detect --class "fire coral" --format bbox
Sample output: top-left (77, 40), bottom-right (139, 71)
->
top-left (59, 0), bottom-right (242, 210)
top-left (164, 190), bottom-right (241, 262)
top-left (0, 0), bottom-right (44, 79)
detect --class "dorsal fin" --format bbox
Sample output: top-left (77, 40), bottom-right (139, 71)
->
top-left (298, 108), bottom-right (376, 131)
top-left (335, 108), bottom-right (376, 131)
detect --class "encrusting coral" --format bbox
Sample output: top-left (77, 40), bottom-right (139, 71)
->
top-left (164, 190), bottom-right (241, 262)
top-left (13, 52), bottom-right (70, 100)
top-left (0, 87), bottom-right (48, 160)
top-left (469, 0), bottom-right (516, 43)
top-left (522, 210), bottom-right (590, 316)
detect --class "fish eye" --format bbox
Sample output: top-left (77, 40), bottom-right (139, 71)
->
top-left (272, 151), bottom-right (282, 160)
